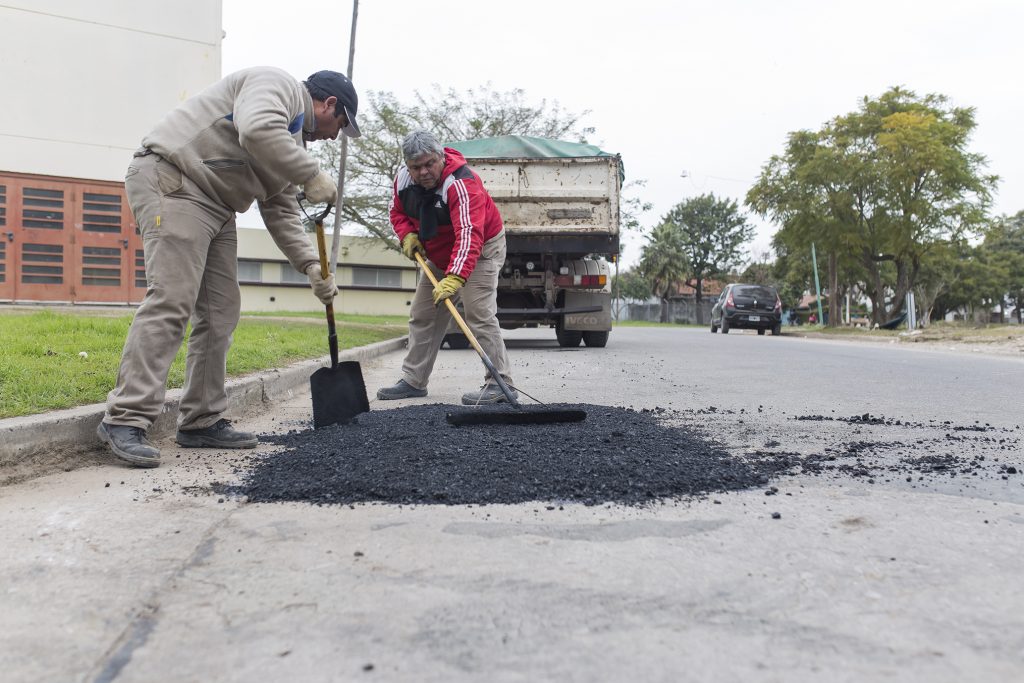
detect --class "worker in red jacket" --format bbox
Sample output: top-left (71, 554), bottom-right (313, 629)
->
top-left (377, 130), bottom-right (516, 404)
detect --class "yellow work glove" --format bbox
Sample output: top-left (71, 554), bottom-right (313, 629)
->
top-left (302, 170), bottom-right (338, 205)
top-left (305, 264), bottom-right (337, 304)
top-left (432, 273), bottom-right (466, 305)
top-left (401, 233), bottom-right (426, 261)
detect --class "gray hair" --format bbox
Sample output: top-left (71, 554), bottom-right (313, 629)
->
top-left (401, 130), bottom-right (444, 161)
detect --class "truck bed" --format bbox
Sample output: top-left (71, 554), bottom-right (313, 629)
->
top-left (468, 156), bottom-right (621, 254)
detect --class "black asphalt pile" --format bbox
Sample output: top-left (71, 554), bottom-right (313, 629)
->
top-left (224, 404), bottom-right (785, 507)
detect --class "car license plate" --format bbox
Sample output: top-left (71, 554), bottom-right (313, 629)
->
top-left (748, 315), bottom-right (760, 321)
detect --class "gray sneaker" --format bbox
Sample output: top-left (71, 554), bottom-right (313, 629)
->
top-left (176, 419), bottom-right (258, 449)
top-left (97, 421), bottom-right (161, 468)
top-left (376, 379), bottom-right (428, 400)
top-left (461, 383), bottom-right (518, 405)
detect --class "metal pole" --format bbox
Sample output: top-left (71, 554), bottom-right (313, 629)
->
top-left (811, 242), bottom-right (824, 325)
top-left (329, 0), bottom-right (358, 275)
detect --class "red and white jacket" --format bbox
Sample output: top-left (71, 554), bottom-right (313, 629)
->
top-left (389, 148), bottom-right (504, 279)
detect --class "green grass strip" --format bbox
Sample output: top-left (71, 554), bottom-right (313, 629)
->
top-left (0, 310), bottom-right (404, 418)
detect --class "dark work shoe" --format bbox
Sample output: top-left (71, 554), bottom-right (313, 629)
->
top-left (376, 379), bottom-right (428, 400)
top-left (461, 383), bottom-right (518, 405)
top-left (176, 419), bottom-right (258, 449)
top-left (97, 421), bottom-right (161, 468)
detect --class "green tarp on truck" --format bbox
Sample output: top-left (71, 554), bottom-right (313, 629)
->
top-left (447, 135), bottom-right (625, 182)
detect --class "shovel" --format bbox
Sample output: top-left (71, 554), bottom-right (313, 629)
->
top-left (301, 196), bottom-right (370, 429)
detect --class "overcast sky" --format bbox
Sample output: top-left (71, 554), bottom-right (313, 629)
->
top-left (223, 0), bottom-right (1023, 268)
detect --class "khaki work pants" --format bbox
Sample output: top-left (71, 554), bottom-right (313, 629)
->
top-left (402, 233), bottom-right (514, 389)
top-left (104, 152), bottom-right (240, 431)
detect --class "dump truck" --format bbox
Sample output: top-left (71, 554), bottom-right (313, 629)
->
top-left (446, 135), bottom-right (622, 348)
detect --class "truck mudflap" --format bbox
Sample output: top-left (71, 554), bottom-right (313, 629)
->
top-left (562, 291), bottom-right (611, 331)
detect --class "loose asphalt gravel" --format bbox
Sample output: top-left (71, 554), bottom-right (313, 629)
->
top-left (219, 403), bottom-right (1022, 507)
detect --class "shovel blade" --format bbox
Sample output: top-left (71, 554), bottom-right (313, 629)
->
top-left (310, 361), bottom-right (369, 429)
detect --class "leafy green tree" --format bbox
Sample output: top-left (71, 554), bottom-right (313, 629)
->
top-left (748, 87), bottom-right (998, 326)
top-left (913, 241), bottom-right (962, 325)
top-left (656, 193), bottom-right (754, 324)
top-left (308, 86), bottom-right (595, 251)
top-left (639, 222), bottom-right (687, 323)
top-left (983, 211), bottom-right (1024, 322)
top-left (613, 268), bottom-right (653, 302)
top-left (949, 248), bottom-right (1007, 322)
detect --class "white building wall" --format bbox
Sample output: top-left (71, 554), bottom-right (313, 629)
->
top-left (0, 1), bottom-right (222, 182)
top-left (235, 227), bottom-right (416, 315)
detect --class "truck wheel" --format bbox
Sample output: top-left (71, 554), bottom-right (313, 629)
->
top-left (721, 318), bottom-right (730, 334)
top-left (443, 333), bottom-right (470, 350)
top-left (582, 330), bottom-right (609, 348)
top-left (555, 318), bottom-right (583, 347)
top-left (771, 323), bottom-right (782, 336)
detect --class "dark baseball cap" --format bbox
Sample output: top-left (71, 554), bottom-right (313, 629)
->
top-left (306, 70), bottom-right (361, 138)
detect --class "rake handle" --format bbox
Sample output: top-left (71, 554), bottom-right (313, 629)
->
top-left (414, 252), bottom-right (520, 408)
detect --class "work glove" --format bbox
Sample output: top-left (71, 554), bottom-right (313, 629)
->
top-left (302, 170), bottom-right (338, 205)
top-left (432, 273), bottom-right (466, 306)
top-left (401, 233), bottom-right (426, 261)
top-left (305, 264), bottom-right (337, 304)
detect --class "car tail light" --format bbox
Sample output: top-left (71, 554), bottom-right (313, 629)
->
top-left (554, 274), bottom-right (607, 288)
top-left (774, 295), bottom-right (782, 312)
top-left (725, 291), bottom-right (735, 308)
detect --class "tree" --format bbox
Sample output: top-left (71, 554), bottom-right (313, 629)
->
top-left (613, 268), bottom-right (653, 302)
top-left (307, 85), bottom-right (595, 251)
top-left (748, 87), bottom-right (998, 326)
top-left (658, 193), bottom-right (754, 324)
top-left (983, 211), bottom-right (1024, 323)
top-left (914, 240), bottom-right (963, 325)
top-left (638, 222), bottom-right (687, 323)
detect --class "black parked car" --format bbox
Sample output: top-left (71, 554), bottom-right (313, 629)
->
top-left (710, 283), bottom-right (783, 335)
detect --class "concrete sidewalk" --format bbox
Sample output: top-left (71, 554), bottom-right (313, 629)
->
top-left (0, 336), bottom-right (407, 486)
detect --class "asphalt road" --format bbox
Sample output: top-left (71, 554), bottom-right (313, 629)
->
top-left (1, 327), bottom-right (1021, 682)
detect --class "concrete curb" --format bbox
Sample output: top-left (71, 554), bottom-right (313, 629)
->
top-left (0, 335), bottom-right (408, 485)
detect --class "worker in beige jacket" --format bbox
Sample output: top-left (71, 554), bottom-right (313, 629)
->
top-left (98, 67), bottom-right (360, 468)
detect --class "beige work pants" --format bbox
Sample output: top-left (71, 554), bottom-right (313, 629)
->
top-left (402, 233), bottom-right (514, 389)
top-left (104, 152), bottom-right (240, 431)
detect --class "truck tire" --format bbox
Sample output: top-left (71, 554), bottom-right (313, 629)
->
top-left (556, 318), bottom-right (583, 348)
top-left (771, 323), bottom-right (782, 336)
top-left (582, 330), bottom-right (609, 348)
top-left (721, 318), bottom-right (730, 334)
top-left (443, 333), bottom-right (470, 350)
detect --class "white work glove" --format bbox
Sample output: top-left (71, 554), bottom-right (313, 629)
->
top-left (302, 170), bottom-right (338, 205)
top-left (305, 264), bottom-right (337, 304)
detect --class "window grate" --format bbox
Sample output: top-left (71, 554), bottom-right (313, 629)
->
top-left (22, 243), bottom-right (63, 283)
top-left (0, 184), bottom-right (6, 226)
top-left (82, 246), bottom-right (121, 286)
top-left (22, 187), bottom-right (65, 229)
top-left (83, 192), bottom-right (123, 233)
top-left (135, 249), bottom-right (146, 288)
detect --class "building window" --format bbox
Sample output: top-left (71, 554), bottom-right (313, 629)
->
top-left (352, 267), bottom-right (402, 288)
top-left (281, 265), bottom-right (308, 284)
top-left (238, 260), bottom-right (262, 283)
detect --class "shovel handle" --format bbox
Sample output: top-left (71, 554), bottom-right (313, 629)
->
top-left (313, 212), bottom-right (338, 368)
top-left (414, 252), bottom-right (519, 407)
